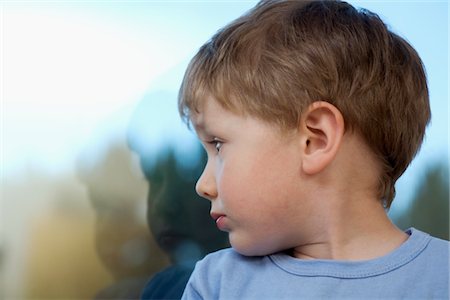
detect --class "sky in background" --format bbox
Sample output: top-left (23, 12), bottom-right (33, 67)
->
top-left (1, 1), bottom-right (448, 211)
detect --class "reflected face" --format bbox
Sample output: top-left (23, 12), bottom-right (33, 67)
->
top-left (193, 98), bottom-right (311, 256)
top-left (143, 149), bottom-right (228, 264)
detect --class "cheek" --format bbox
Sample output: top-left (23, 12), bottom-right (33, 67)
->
top-left (215, 155), bottom-right (254, 207)
top-left (217, 155), bottom-right (290, 206)
top-left (252, 150), bottom-right (298, 191)
top-left (217, 144), bottom-right (300, 207)
top-left (216, 162), bottom-right (243, 200)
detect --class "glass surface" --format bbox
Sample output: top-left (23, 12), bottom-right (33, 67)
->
top-left (1, 1), bottom-right (448, 299)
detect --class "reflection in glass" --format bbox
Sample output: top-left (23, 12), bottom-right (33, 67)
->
top-left (77, 142), bottom-right (170, 299)
top-left (128, 94), bottom-right (229, 299)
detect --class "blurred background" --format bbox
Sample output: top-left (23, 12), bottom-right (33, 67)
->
top-left (1, 1), bottom-right (448, 299)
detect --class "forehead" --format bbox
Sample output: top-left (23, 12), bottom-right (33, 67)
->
top-left (190, 111), bottom-right (206, 133)
top-left (192, 92), bottom-right (237, 114)
top-left (190, 96), bottom-right (296, 143)
top-left (190, 96), bottom-right (227, 131)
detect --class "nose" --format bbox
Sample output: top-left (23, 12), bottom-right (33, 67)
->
top-left (195, 161), bottom-right (217, 201)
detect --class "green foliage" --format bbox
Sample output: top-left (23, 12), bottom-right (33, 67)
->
top-left (392, 163), bottom-right (449, 240)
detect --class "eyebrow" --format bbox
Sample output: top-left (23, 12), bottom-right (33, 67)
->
top-left (191, 114), bottom-right (208, 132)
top-left (192, 119), bottom-right (217, 141)
top-left (192, 120), bottom-right (204, 130)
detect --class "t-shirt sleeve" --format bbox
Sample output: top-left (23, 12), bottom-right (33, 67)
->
top-left (181, 249), bottom-right (236, 299)
top-left (181, 277), bottom-right (202, 300)
top-left (181, 263), bottom-right (205, 300)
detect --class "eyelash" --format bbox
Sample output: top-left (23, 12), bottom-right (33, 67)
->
top-left (208, 138), bottom-right (223, 152)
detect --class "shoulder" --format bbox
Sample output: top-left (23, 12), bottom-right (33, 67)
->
top-left (182, 248), bottom-right (271, 299)
top-left (419, 229), bottom-right (449, 269)
top-left (194, 247), bottom-right (266, 276)
top-left (401, 228), bottom-right (449, 263)
top-left (198, 247), bottom-right (239, 263)
top-left (407, 228), bottom-right (449, 297)
top-left (410, 228), bottom-right (449, 257)
top-left (200, 247), bottom-right (250, 263)
top-left (426, 232), bottom-right (449, 250)
top-left (404, 229), bottom-right (448, 288)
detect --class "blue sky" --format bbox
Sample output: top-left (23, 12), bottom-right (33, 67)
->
top-left (2, 1), bottom-right (448, 212)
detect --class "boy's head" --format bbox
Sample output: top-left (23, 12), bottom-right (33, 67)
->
top-left (178, 0), bottom-right (430, 208)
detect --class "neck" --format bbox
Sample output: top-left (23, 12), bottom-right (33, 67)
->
top-left (292, 197), bottom-right (408, 261)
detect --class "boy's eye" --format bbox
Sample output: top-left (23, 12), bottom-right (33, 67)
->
top-left (208, 138), bottom-right (223, 152)
top-left (214, 141), bottom-right (223, 152)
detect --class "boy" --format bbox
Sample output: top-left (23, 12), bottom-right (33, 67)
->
top-left (178, 0), bottom-right (449, 299)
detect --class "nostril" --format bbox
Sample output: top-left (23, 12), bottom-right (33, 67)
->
top-left (197, 188), bottom-right (212, 201)
top-left (196, 180), bottom-right (215, 201)
top-left (204, 192), bottom-right (214, 201)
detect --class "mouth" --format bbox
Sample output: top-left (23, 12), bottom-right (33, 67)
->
top-left (210, 212), bottom-right (227, 231)
top-left (210, 212), bottom-right (224, 221)
top-left (151, 221), bottom-right (187, 251)
top-left (156, 229), bottom-right (187, 250)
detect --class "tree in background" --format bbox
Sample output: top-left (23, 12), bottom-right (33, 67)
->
top-left (392, 163), bottom-right (449, 240)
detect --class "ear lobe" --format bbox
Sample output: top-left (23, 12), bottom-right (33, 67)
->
top-left (301, 101), bottom-right (345, 175)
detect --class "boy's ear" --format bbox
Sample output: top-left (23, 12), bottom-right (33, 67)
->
top-left (300, 101), bottom-right (345, 175)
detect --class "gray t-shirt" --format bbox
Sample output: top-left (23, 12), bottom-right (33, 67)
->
top-left (182, 228), bottom-right (449, 299)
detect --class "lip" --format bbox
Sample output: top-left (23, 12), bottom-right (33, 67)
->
top-left (210, 212), bottom-right (228, 231)
top-left (210, 212), bottom-right (223, 220)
